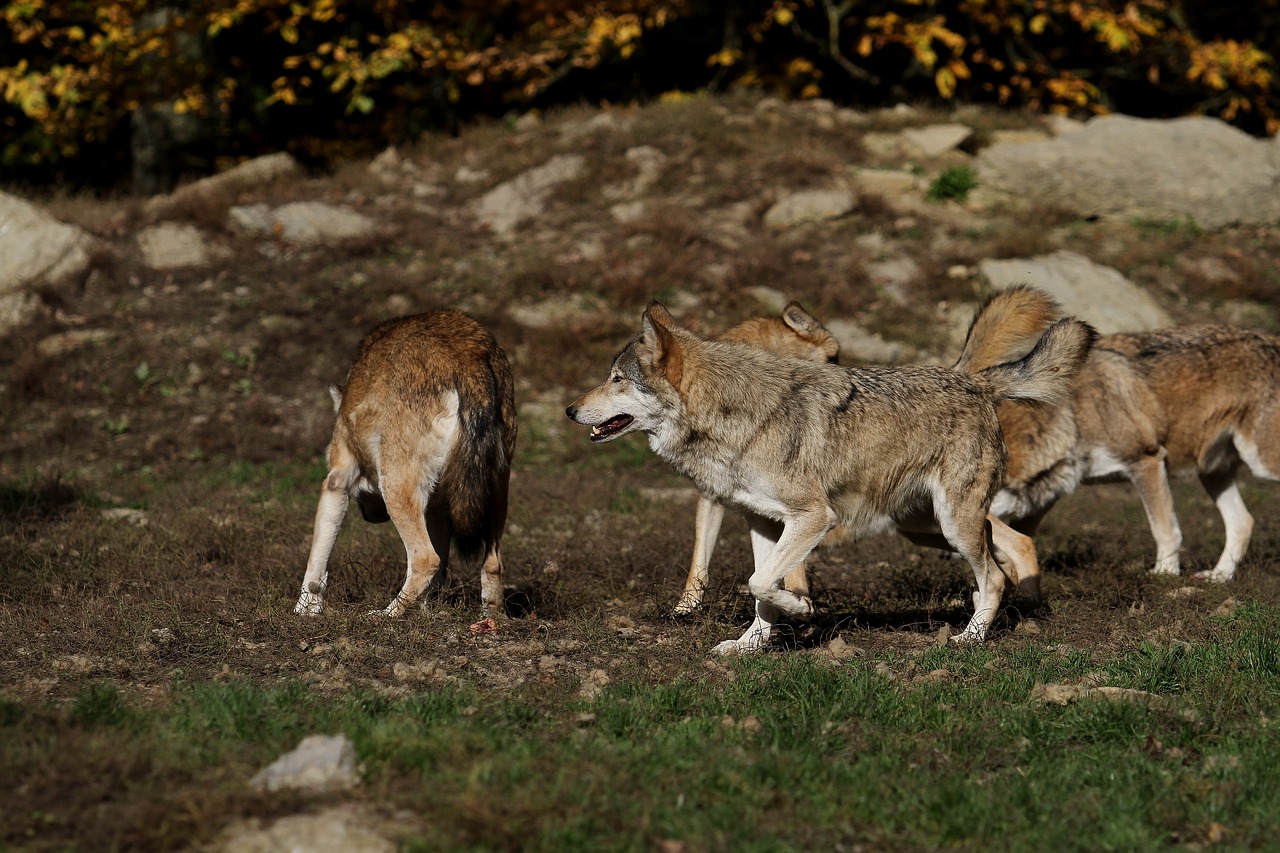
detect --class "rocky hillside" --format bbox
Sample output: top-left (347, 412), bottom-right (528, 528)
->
top-left (3, 93), bottom-right (1279, 495)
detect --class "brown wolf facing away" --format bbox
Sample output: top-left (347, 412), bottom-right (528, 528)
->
top-left (673, 301), bottom-right (840, 616)
top-left (295, 310), bottom-right (517, 617)
top-left (567, 303), bottom-right (1095, 653)
top-left (956, 284), bottom-right (1280, 581)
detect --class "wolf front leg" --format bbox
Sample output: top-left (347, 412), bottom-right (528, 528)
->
top-left (1129, 449), bottom-right (1183, 575)
top-left (674, 495), bottom-right (725, 615)
top-left (712, 510), bottom-right (828, 655)
top-left (296, 466), bottom-right (354, 615)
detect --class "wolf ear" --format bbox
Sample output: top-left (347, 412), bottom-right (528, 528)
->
top-left (642, 302), bottom-right (684, 389)
top-left (781, 301), bottom-right (821, 334)
top-left (644, 301), bottom-right (675, 329)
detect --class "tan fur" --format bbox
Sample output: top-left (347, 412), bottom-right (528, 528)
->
top-left (295, 310), bottom-right (517, 618)
top-left (569, 302), bottom-right (1095, 652)
top-left (958, 286), bottom-right (1280, 581)
top-left (674, 302), bottom-right (839, 616)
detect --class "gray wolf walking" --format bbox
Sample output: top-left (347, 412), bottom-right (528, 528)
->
top-left (674, 301), bottom-right (840, 616)
top-left (567, 302), bottom-right (1094, 653)
top-left (295, 310), bottom-right (517, 617)
top-left (957, 285), bottom-right (1280, 581)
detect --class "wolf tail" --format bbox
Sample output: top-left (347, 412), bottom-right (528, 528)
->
top-left (954, 284), bottom-right (1064, 375)
top-left (438, 349), bottom-right (517, 562)
top-left (972, 316), bottom-right (1097, 405)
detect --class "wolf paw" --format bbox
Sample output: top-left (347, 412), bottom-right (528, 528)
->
top-left (1192, 567), bottom-right (1234, 583)
top-left (711, 639), bottom-right (752, 656)
top-left (294, 592), bottom-right (324, 616)
top-left (949, 628), bottom-right (987, 645)
top-left (671, 592), bottom-right (703, 617)
top-left (1150, 556), bottom-right (1181, 576)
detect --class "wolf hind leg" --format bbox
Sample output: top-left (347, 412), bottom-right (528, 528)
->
top-left (941, 505), bottom-right (1006, 644)
top-left (296, 460), bottom-right (356, 615)
top-left (989, 515), bottom-right (1041, 602)
top-left (478, 472), bottom-right (510, 617)
top-left (377, 481), bottom-right (448, 618)
top-left (674, 496), bottom-right (725, 615)
top-left (1194, 468), bottom-right (1253, 582)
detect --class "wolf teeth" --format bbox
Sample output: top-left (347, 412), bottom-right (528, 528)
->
top-left (591, 425), bottom-right (601, 436)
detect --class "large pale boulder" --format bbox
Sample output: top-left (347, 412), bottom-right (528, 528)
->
top-left (980, 250), bottom-right (1173, 333)
top-left (472, 154), bottom-right (586, 236)
top-left (977, 114), bottom-right (1280, 229)
top-left (228, 201), bottom-right (377, 245)
top-left (144, 152), bottom-right (301, 218)
top-left (0, 190), bottom-right (96, 333)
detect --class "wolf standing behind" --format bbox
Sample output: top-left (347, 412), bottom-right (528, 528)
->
top-left (568, 303), bottom-right (1095, 653)
top-left (295, 310), bottom-right (517, 618)
top-left (674, 301), bottom-right (840, 616)
top-left (957, 285), bottom-right (1280, 581)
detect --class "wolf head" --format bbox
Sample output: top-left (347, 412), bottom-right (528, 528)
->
top-left (720, 301), bottom-right (839, 364)
top-left (565, 302), bottom-right (687, 443)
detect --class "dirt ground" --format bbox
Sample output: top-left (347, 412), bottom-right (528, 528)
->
top-left (3, 93), bottom-right (1280, 703)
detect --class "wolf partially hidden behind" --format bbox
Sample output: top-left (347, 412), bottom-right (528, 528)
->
top-left (568, 303), bottom-right (1095, 653)
top-left (674, 302), bottom-right (840, 616)
top-left (956, 285), bottom-right (1280, 581)
top-left (295, 310), bottom-right (517, 618)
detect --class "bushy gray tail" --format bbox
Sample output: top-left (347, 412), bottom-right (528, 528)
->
top-left (972, 317), bottom-right (1097, 405)
top-left (954, 285), bottom-right (1065, 375)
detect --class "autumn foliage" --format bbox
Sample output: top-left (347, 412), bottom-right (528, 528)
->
top-left (2, 0), bottom-right (1277, 188)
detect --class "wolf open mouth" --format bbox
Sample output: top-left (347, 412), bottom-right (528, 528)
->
top-left (590, 414), bottom-right (634, 441)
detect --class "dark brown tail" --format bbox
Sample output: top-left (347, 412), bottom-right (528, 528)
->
top-left (438, 345), bottom-right (517, 560)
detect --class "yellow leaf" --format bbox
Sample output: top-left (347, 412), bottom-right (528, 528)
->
top-left (935, 66), bottom-right (956, 98)
top-left (706, 48), bottom-right (741, 68)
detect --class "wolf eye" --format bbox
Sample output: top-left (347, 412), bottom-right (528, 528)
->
top-left (611, 374), bottom-right (623, 383)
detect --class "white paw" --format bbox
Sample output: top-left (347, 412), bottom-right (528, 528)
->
top-left (712, 639), bottom-right (751, 656)
top-left (294, 592), bottom-right (323, 616)
top-left (1150, 556), bottom-right (1181, 575)
top-left (949, 628), bottom-right (987, 645)
top-left (671, 593), bottom-right (702, 617)
top-left (1193, 567), bottom-right (1234, 583)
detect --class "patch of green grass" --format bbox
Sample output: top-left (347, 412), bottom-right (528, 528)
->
top-left (927, 165), bottom-right (979, 202)
top-left (6, 607), bottom-right (1280, 851)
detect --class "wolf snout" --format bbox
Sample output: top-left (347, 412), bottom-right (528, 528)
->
top-left (565, 404), bottom-right (579, 421)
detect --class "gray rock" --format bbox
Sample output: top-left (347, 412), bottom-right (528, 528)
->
top-left (250, 734), bottom-right (359, 794)
top-left (228, 201), bottom-right (377, 245)
top-left (851, 169), bottom-right (922, 198)
top-left (472, 154), bottom-right (586, 236)
top-left (978, 114), bottom-right (1280, 228)
top-left (213, 808), bottom-right (395, 853)
top-left (37, 328), bottom-right (113, 358)
top-left (825, 319), bottom-right (915, 364)
top-left (137, 223), bottom-right (222, 269)
top-left (902, 123), bottom-right (973, 157)
top-left (763, 188), bottom-right (856, 230)
top-left (980, 250), bottom-right (1173, 333)
top-left (144, 152), bottom-right (301, 219)
top-left (0, 190), bottom-right (96, 334)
